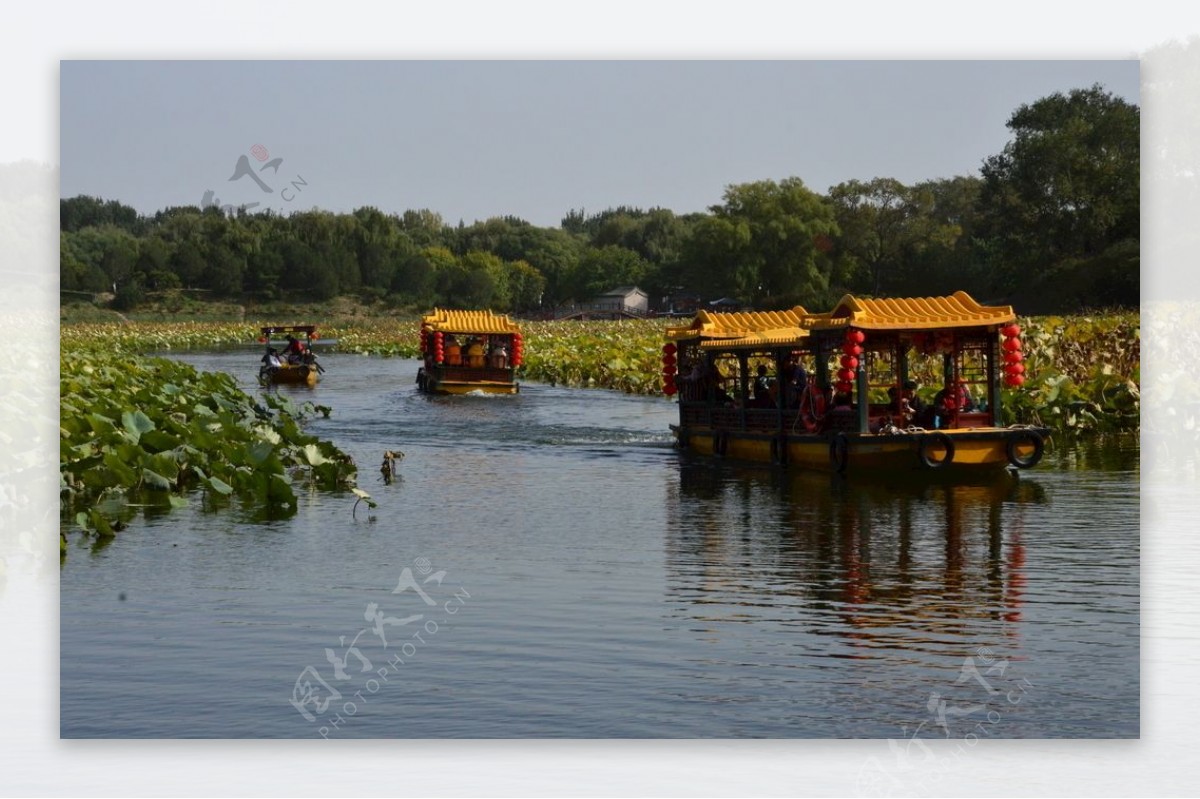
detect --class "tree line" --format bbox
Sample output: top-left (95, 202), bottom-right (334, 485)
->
top-left (60, 85), bottom-right (1138, 314)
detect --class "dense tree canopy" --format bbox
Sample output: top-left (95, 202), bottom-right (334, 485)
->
top-left (976, 84), bottom-right (1139, 309)
top-left (60, 85), bottom-right (1138, 314)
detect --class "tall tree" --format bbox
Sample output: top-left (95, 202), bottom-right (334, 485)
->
top-left (976, 84), bottom-right (1139, 308)
top-left (682, 178), bottom-right (839, 308)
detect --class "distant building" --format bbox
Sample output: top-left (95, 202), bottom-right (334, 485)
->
top-left (590, 286), bottom-right (649, 315)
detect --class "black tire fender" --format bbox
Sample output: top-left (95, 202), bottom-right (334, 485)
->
top-left (918, 432), bottom-right (956, 469)
top-left (1006, 429), bottom-right (1045, 468)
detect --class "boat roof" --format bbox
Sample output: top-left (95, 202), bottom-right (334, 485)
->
top-left (421, 308), bottom-right (522, 335)
top-left (260, 324), bottom-right (317, 336)
top-left (804, 291), bottom-right (1015, 332)
top-left (699, 327), bottom-right (809, 350)
top-left (666, 306), bottom-right (809, 343)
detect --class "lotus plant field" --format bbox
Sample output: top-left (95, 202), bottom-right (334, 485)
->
top-left (61, 348), bottom-right (360, 553)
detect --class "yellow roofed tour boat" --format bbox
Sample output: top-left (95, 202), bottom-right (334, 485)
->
top-left (417, 309), bottom-right (524, 395)
top-left (664, 291), bottom-right (1050, 478)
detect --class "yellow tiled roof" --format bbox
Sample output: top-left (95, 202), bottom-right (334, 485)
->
top-left (666, 306), bottom-right (808, 341)
top-left (806, 291), bottom-right (1015, 331)
top-left (421, 309), bottom-right (522, 335)
top-left (700, 327), bottom-right (808, 350)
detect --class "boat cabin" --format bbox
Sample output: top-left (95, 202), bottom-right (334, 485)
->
top-left (418, 309), bottom-right (524, 395)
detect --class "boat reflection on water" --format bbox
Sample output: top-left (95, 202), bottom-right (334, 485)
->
top-left (665, 462), bottom-right (1048, 659)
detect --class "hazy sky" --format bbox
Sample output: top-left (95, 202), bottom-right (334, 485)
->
top-left (60, 60), bottom-right (1139, 227)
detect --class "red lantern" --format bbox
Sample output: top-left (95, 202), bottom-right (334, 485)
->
top-left (842, 343), bottom-right (863, 357)
top-left (840, 355), bottom-right (858, 370)
top-left (1004, 374), bottom-right (1025, 387)
top-left (1001, 324), bottom-right (1021, 338)
top-left (662, 353), bottom-right (677, 367)
top-left (1002, 337), bottom-right (1022, 352)
top-left (1005, 363), bottom-right (1026, 376)
top-left (663, 382), bottom-right (678, 396)
top-left (257, 336), bottom-right (267, 343)
top-left (837, 367), bottom-right (855, 382)
top-left (835, 381), bottom-right (853, 394)
top-left (845, 329), bottom-right (865, 344)
top-left (663, 342), bottom-right (677, 355)
top-left (662, 366), bottom-right (677, 378)
top-left (1003, 351), bottom-right (1023, 364)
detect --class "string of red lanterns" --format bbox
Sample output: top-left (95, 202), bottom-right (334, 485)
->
top-left (1001, 323), bottom-right (1025, 387)
top-left (662, 342), bottom-right (678, 396)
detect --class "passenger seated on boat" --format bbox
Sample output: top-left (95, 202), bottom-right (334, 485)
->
top-left (466, 338), bottom-right (485, 368)
top-left (489, 343), bottom-right (509, 369)
top-left (283, 335), bottom-right (305, 364)
top-left (681, 359), bottom-right (732, 405)
top-left (928, 379), bottom-right (974, 427)
top-left (889, 380), bottom-right (925, 425)
top-left (445, 335), bottom-right (463, 366)
top-left (750, 365), bottom-right (775, 408)
top-left (785, 356), bottom-right (809, 408)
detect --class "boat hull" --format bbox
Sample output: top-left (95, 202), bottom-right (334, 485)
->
top-left (673, 425), bottom-right (1048, 477)
top-left (261, 363), bottom-right (319, 386)
top-left (419, 365), bottom-right (518, 395)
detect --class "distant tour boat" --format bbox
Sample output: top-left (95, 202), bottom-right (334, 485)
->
top-left (664, 291), bottom-right (1050, 477)
top-left (257, 325), bottom-right (324, 386)
top-left (417, 309), bottom-right (524, 395)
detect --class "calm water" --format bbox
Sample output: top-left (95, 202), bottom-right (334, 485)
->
top-left (60, 352), bottom-right (1139, 738)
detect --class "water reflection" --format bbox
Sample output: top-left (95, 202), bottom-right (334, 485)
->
top-left (666, 462), bottom-right (1048, 660)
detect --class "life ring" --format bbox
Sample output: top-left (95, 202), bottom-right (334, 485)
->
top-left (713, 431), bottom-right (728, 458)
top-left (829, 433), bottom-right (849, 473)
top-left (1006, 429), bottom-right (1045, 468)
top-left (799, 383), bottom-right (827, 433)
top-left (918, 432), bottom-right (956, 469)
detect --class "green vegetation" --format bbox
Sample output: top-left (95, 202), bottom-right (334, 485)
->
top-left (60, 346), bottom-right (360, 549)
top-left (60, 86), bottom-right (1138, 316)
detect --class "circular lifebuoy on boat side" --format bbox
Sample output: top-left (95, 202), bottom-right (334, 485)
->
top-left (829, 433), bottom-right (849, 473)
top-left (918, 432), bottom-right (956, 469)
top-left (1006, 429), bottom-right (1044, 468)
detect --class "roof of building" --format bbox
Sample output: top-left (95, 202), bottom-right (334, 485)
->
top-left (598, 285), bottom-right (647, 297)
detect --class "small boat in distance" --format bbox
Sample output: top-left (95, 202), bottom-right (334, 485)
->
top-left (665, 291), bottom-right (1050, 477)
top-left (258, 325), bottom-right (324, 386)
top-left (417, 309), bottom-right (524, 395)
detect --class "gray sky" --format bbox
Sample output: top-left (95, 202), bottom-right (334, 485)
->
top-left (60, 60), bottom-right (1139, 227)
